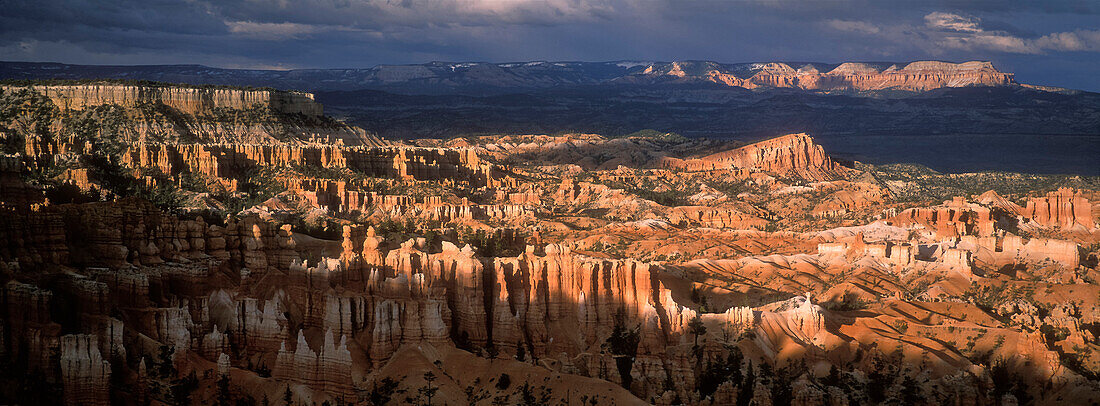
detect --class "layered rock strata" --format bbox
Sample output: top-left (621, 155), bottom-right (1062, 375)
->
top-left (892, 196), bottom-right (997, 239)
top-left (59, 334), bottom-right (110, 406)
top-left (2, 84), bottom-right (324, 116)
top-left (670, 133), bottom-right (844, 181)
top-left (0, 193), bottom-right (1094, 404)
top-left (3, 83), bottom-right (383, 148)
top-left (629, 60), bottom-right (1015, 92)
top-left (1024, 189), bottom-right (1094, 229)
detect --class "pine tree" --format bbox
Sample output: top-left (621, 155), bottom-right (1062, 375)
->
top-left (216, 374), bottom-right (232, 406)
top-left (515, 341), bottom-right (526, 362)
top-left (283, 386), bottom-right (293, 406)
top-left (689, 315), bottom-right (707, 347)
top-left (419, 372), bottom-right (438, 406)
top-left (736, 362), bottom-right (755, 406)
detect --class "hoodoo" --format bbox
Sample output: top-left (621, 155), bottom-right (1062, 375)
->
top-left (0, 66), bottom-right (1096, 406)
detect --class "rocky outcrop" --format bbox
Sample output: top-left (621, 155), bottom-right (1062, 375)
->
top-left (628, 60), bottom-right (1015, 92)
top-left (150, 307), bottom-right (194, 353)
top-left (555, 179), bottom-right (666, 220)
top-left (1, 87), bottom-right (1096, 406)
top-left (979, 188), bottom-right (1095, 230)
top-left (1024, 188), bottom-right (1095, 229)
top-left (274, 329), bottom-right (353, 398)
top-left (2, 281), bottom-right (61, 376)
top-left (4, 83), bottom-right (384, 148)
top-left (0, 154), bottom-right (44, 207)
top-left (122, 144), bottom-right (479, 179)
top-left (367, 297), bottom-right (450, 364)
top-left (811, 182), bottom-right (889, 217)
top-left (489, 247), bottom-right (675, 366)
top-left (3, 83), bottom-right (324, 116)
top-left (0, 197), bottom-right (1095, 404)
top-left (941, 248), bottom-right (974, 273)
top-left (59, 334), bottom-right (111, 406)
top-left (294, 185), bottom-right (531, 219)
top-left (0, 198), bottom-right (306, 276)
top-left (892, 196), bottom-right (996, 239)
top-left (817, 238), bottom-right (915, 267)
top-left (958, 235), bottom-right (1081, 269)
top-left (1005, 237), bottom-right (1080, 268)
top-left (430, 242), bottom-right (489, 346)
top-left (117, 143), bottom-right (499, 192)
top-left (672, 133), bottom-right (844, 181)
top-left (667, 206), bottom-right (768, 229)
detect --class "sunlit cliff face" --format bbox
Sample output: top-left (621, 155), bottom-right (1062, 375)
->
top-left (0, 82), bottom-right (1097, 405)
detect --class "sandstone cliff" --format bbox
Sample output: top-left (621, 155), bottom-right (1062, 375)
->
top-left (59, 334), bottom-right (110, 406)
top-left (2, 83), bottom-right (382, 146)
top-left (3, 83), bottom-right (323, 116)
top-left (625, 60), bottom-right (1015, 92)
top-left (118, 143), bottom-right (492, 186)
top-left (671, 133), bottom-right (844, 181)
top-left (1023, 188), bottom-right (1095, 229)
top-left (891, 196), bottom-right (997, 239)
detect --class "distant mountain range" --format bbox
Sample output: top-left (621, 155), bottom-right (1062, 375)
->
top-left (0, 59), bottom-right (1052, 95)
top-left (1, 60), bottom-right (1097, 141)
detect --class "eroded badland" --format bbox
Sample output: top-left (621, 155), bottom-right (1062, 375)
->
top-left (0, 81), bottom-right (1098, 405)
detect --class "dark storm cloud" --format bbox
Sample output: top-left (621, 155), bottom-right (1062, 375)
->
top-left (0, 0), bottom-right (1098, 89)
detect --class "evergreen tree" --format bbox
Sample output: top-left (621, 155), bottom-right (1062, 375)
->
top-left (157, 345), bottom-right (177, 378)
top-left (689, 315), bottom-right (707, 348)
top-left (605, 311), bottom-right (641, 390)
top-left (515, 341), bottom-right (526, 362)
top-left (419, 372), bottom-right (438, 406)
top-left (736, 362), bottom-right (755, 406)
top-left (823, 365), bottom-right (842, 388)
top-left (216, 374), bottom-right (232, 406)
top-left (368, 377), bottom-right (401, 406)
top-left (170, 372), bottom-right (198, 406)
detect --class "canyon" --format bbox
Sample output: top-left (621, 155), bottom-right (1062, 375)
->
top-left (0, 82), bottom-right (1098, 405)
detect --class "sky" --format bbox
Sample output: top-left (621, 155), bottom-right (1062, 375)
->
top-left (1, 0), bottom-right (1099, 91)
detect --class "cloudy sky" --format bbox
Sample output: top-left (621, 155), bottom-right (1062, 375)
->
top-left (2, 0), bottom-right (1099, 90)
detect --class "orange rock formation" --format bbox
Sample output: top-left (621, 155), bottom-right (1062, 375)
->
top-left (1, 82), bottom-right (1096, 405)
top-left (631, 60), bottom-right (1015, 92)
